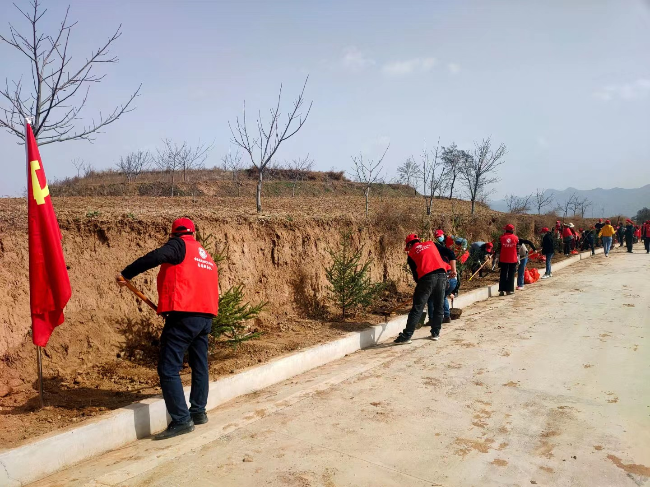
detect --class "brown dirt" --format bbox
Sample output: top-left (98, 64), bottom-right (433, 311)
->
top-left (0, 194), bottom-right (595, 450)
top-left (607, 454), bottom-right (650, 477)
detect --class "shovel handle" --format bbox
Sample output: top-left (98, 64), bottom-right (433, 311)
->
top-left (468, 258), bottom-right (491, 281)
top-left (118, 276), bottom-right (158, 311)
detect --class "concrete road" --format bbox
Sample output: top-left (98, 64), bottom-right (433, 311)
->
top-left (32, 249), bottom-right (650, 487)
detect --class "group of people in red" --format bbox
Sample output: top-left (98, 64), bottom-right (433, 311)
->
top-left (394, 217), bottom-right (650, 345)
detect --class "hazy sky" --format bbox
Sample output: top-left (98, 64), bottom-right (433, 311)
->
top-left (1, 0), bottom-right (649, 198)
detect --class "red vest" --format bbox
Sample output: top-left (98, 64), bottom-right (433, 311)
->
top-left (562, 227), bottom-right (573, 238)
top-left (408, 241), bottom-right (449, 278)
top-left (499, 233), bottom-right (519, 264)
top-left (644, 225), bottom-right (650, 238)
top-left (459, 250), bottom-right (470, 264)
top-left (157, 236), bottom-right (220, 316)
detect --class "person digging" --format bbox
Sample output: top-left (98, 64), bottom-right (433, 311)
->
top-left (116, 218), bottom-right (219, 440)
top-left (394, 233), bottom-right (456, 344)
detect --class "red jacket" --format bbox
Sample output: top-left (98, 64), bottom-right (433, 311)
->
top-left (562, 227), bottom-right (573, 238)
top-left (644, 225), bottom-right (650, 238)
top-left (157, 235), bottom-right (220, 316)
top-left (499, 233), bottom-right (519, 264)
top-left (408, 241), bottom-right (449, 278)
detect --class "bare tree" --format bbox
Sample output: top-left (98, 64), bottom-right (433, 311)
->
top-left (117, 150), bottom-right (151, 182)
top-left (353, 144), bottom-right (389, 218)
top-left (534, 188), bottom-right (554, 215)
top-left (155, 139), bottom-right (211, 196)
top-left (71, 157), bottom-right (85, 177)
top-left (460, 138), bottom-right (507, 214)
top-left (229, 77), bottom-right (312, 213)
top-left (155, 140), bottom-right (182, 197)
top-left (555, 192), bottom-right (578, 220)
top-left (0, 1), bottom-right (140, 145)
top-left (221, 149), bottom-right (244, 197)
top-left (286, 154), bottom-right (314, 197)
top-left (396, 156), bottom-right (422, 195)
top-left (575, 197), bottom-right (592, 218)
top-left (421, 144), bottom-right (447, 215)
top-left (505, 194), bottom-right (532, 214)
top-left (440, 143), bottom-right (463, 200)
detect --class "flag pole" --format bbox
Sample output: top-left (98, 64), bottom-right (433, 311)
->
top-left (37, 346), bottom-right (44, 408)
top-left (25, 116), bottom-right (44, 409)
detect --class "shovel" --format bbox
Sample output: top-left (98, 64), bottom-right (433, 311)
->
top-left (116, 275), bottom-right (158, 311)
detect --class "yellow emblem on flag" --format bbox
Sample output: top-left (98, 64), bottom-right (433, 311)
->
top-left (30, 159), bottom-right (50, 205)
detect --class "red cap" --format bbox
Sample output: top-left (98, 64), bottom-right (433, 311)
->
top-left (485, 242), bottom-right (494, 252)
top-left (171, 217), bottom-right (195, 234)
top-left (605, 219), bottom-right (611, 224)
top-left (599, 219), bottom-right (603, 222)
top-left (504, 224), bottom-right (514, 232)
top-left (434, 229), bottom-right (444, 238)
top-left (540, 227), bottom-right (549, 233)
top-left (404, 233), bottom-right (419, 250)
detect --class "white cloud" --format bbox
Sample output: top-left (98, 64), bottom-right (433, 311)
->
top-left (341, 47), bottom-right (375, 72)
top-left (447, 63), bottom-right (461, 75)
top-left (593, 78), bottom-right (650, 101)
top-left (381, 57), bottom-right (436, 76)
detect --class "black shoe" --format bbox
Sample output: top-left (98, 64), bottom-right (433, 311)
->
top-left (191, 412), bottom-right (208, 425)
top-left (506, 291), bottom-right (514, 295)
top-left (430, 333), bottom-right (440, 341)
top-left (499, 291), bottom-right (505, 297)
top-left (154, 419), bottom-right (195, 440)
top-left (442, 316), bottom-right (451, 324)
top-left (393, 333), bottom-right (412, 345)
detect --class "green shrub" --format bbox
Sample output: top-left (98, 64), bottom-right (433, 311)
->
top-left (325, 232), bottom-right (386, 318)
top-left (211, 284), bottom-right (266, 346)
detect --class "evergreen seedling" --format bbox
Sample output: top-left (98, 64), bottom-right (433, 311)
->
top-left (325, 233), bottom-right (386, 318)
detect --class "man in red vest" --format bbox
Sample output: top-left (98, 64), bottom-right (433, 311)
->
top-left (643, 220), bottom-right (650, 253)
top-left (394, 233), bottom-right (457, 344)
top-left (117, 218), bottom-right (219, 440)
top-left (497, 224), bottom-right (519, 296)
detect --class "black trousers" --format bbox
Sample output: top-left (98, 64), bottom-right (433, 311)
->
top-left (403, 272), bottom-right (447, 337)
top-left (626, 236), bottom-right (634, 252)
top-left (158, 313), bottom-right (212, 423)
top-left (499, 262), bottom-right (517, 293)
top-left (644, 238), bottom-right (650, 253)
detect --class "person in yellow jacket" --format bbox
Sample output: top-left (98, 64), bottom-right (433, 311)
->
top-left (598, 219), bottom-right (616, 257)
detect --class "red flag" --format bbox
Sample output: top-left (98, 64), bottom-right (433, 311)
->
top-left (26, 121), bottom-right (72, 347)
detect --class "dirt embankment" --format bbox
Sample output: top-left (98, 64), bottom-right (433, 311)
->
top-left (0, 195), bottom-right (587, 447)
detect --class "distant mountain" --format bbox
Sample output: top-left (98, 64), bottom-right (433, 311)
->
top-left (490, 185), bottom-right (650, 218)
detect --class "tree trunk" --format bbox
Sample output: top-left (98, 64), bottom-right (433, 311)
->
top-left (448, 177), bottom-right (456, 200)
top-left (426, 197), bottom-right (432, 216)
top-left (256, 171), bottom-right (263, 213)
top-left (365, 187), bottom-right (370, 218)
top-left (171, 171), bottom-right (175, 197)
top-left (471, 199), bottom-right (476, 215)
top-left (292, 181), bottom-right (296, 197)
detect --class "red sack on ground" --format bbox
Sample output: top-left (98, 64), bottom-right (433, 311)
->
top-left (529, 268), bottom-right (540, 282)
top-left (524, 269), bottom-right (533, 284)
top-left (529, 251), bottom-right (546, 262)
